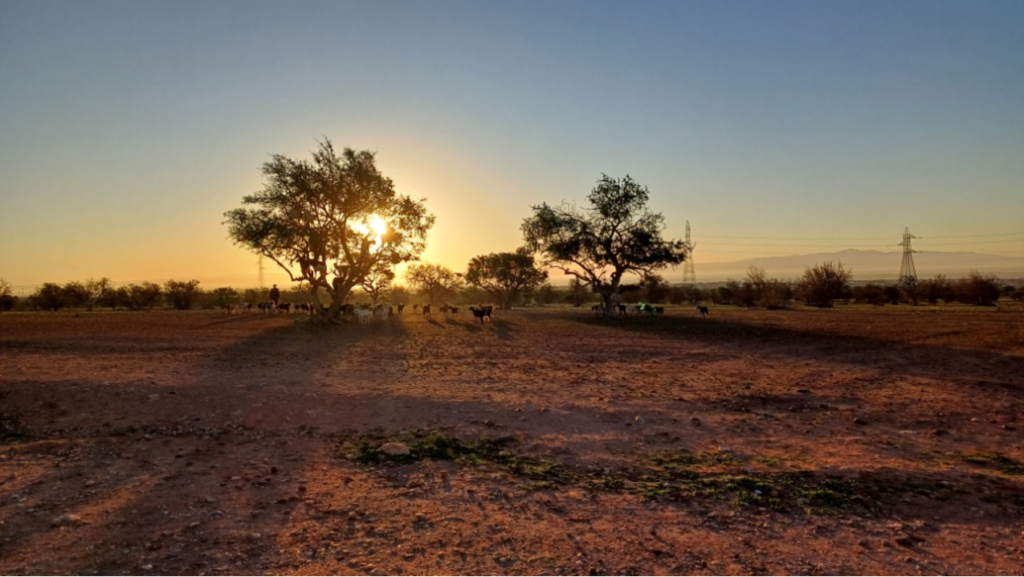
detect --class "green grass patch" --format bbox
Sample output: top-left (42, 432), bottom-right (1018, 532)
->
top-left (338, 431), bottom-right (1001, 515)
top-left (962, 452), bottom-right (1024, 475)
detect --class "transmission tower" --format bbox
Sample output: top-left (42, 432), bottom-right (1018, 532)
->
top-left (898, 227), bottom-right (918, 285)
top-left (681, 220), bottom-right (696, 285)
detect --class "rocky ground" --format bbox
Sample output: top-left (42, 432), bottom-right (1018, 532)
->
top-left (1, 305), bottom-right (1022, 575)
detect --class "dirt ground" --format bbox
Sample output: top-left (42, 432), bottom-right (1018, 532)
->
top-left (1, 305), bottom-right (1023, 575)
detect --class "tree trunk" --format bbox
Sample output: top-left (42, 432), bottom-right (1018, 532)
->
top-left (600, 290), bottom-right (620, 320)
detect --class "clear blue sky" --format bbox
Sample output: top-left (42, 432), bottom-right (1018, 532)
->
top-left (2, 0), bottom-right (1022, 288)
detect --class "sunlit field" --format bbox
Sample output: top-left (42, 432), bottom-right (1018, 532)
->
top-left (1, 304), bottom-right (1022, 575)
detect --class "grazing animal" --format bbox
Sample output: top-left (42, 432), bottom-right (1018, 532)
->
top-left (422, 304), bottom-right (431, 318)
top-left (354, 307), bottom-right (371, 324)
top-left (470, 305), bottom-right (493, 323)
top-left (591, 304), bottom-right (603, 314)
top-left (697, 306), bottom-right (709, 317)
top-left (617, 304), bottom-right (627, 316)
top-left (449, 306), bottom-right (461, 317)
top-left (412, 304), bottom-right (419, 312)
top-left (397, 303), bottom-right (405, 315)
top-left (277, 302), bottom-right (292, 314)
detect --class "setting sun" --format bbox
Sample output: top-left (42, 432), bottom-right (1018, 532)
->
top-left (368, 213), bottom-right (388, 238)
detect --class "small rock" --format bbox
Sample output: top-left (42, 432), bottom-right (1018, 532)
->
top-left (894, 536), bottom-right (914, 547)
top-left (797, 389), bottom-right (812, 394)
top-left (51, 514), bottom-right (84, 527)
top-left (142, 564), bottom-right (153, 570)
top-left (690, 417), bottom-right (701, 427)
top-left (84, 480), bottom-right (96, 488)
top-left (1002, 424), bottom-right (1017, 431)
top-left (930, 429), bottom-right (949, 436)
top-left (852, 417), bottom-right (867, 425)
top-left (381, 442), bottom-right (411, 456)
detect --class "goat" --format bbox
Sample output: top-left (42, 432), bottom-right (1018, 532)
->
top-left (469, 305), bottom-right (493, 323)
top-left (697, 306), bottom-right (709, 317)
top-left (277, 302), bottom-right (292, 314)
top-left (617, 304), bottom-right (627, 316)
top-left (449, 306), bottom-right (461, 317)
top-left (354, 307), bottom-right (371, 324)
top-left (422, 304), bottom-right (431, 318)
top-left (397, 303), bottom-right (405, 315)
top-left (413, 304), bottom-right (420, 312)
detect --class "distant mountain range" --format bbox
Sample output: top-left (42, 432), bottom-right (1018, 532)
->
top-left (692, 249), bottom-right (1024, 282)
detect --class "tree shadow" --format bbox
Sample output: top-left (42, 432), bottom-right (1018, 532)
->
top-left (1, 311), bottom-right (1022, 574)
top-left (564, 311), bottom-right (1024, 390)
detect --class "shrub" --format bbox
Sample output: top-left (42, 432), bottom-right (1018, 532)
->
top-left (955, 271), bottom-right (1001, 306)
top-left (123, 282), bottom-right (162, 310)
top-left (796, 261), bottom-right (851, 308)
top-left (0, 278), bottom-right (16, 312)
top-left (29, 283), bottom-right (66, 311)
top-left (164, 279), bottom-right (203, 310)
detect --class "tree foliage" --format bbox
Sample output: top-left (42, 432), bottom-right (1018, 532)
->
top-left (956, 271), bottom-right (1001, 306)
top-left (210, 287), bottom-right (240, 309)
top-left (359, 262), bottom-right (396, 305)
top-left (121, 282), bottom-right (162, 310)
top-left (796, 261), bottom-right (852, 308)
top-left (30, 283), bottom-right (66, 311)
top-left (224, 139), bottom-right (434, 322)
top-left (404, 263), bottom-right (463, 306)
top-left (465, 250), bottom-right (547, 309)
top-left (736, 267), bottom-right (792, 308)
top-left (0, 278), bottom-right (16, 312)
top-left (522, 174), bottom-right (685, 318)
top-left (164, 279), bottom-right (203, 310)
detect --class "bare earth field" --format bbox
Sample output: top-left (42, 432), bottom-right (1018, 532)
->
top-left (1, 305), bottom-right (1023, 575)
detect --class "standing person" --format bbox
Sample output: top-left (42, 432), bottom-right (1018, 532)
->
top-left (269, 284), bottom-right (280, 313)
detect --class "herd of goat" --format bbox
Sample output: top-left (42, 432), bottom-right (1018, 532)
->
top-left (224, 301), bottom-right (496, 323)
top-left (226, 301), bottom-right (710, 320)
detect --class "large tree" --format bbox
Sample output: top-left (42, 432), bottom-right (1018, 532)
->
top-left (522, 174), bottom-right (686, 318)
top-left (465, 249), bottom-right (547, 309)
top-left (405, 263), bottom-right (464, 306)
top-left (224, 139), bottom-right (434, 322)
top-left (359, 262), bottom-right (395, 305)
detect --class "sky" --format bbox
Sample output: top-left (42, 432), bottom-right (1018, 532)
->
top-left (1, 0), bottom-right (1022, 290)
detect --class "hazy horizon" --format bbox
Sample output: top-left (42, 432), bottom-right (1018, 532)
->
top-left (2, 1), bottom-right (1022, 289)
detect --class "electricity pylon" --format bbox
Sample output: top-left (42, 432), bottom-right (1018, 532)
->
top-left (681, 221), bottom-right (696, 285)
top-left (898, 227), bottom-right (918, 285)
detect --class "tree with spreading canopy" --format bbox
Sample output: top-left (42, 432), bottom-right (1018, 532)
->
top-left (359, 262), bottom-right (396, 305)
top-left (465, 249), bottom-right (547, 309)
top-left (164, 279), bottom-right (203, 310)
top-left (405, 263), bottom-right (463, 306)
top-left (521, 174), bottom-right (686, 318)
top-left (224, 139), bottom-right (434, 323)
